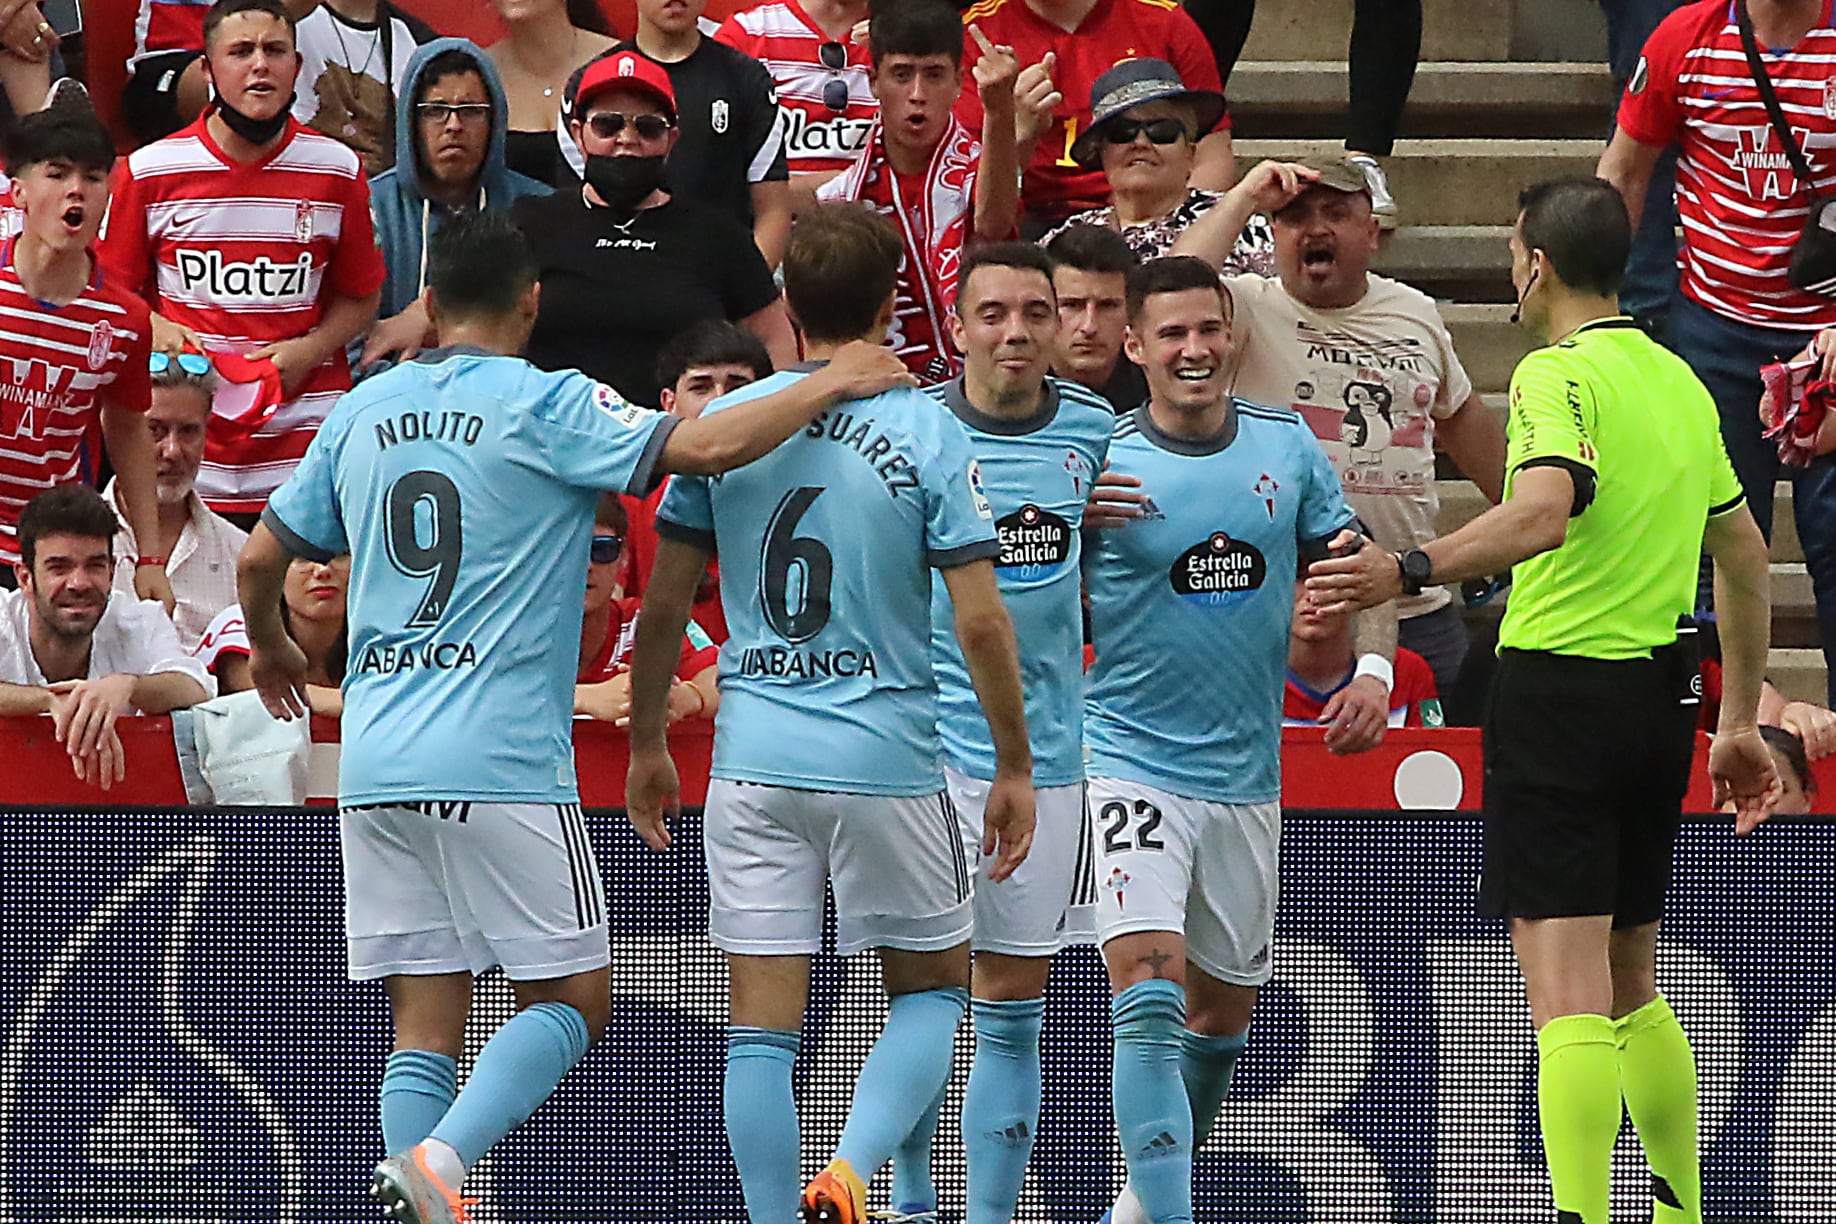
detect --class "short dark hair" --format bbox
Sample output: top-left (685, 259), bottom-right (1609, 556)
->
top-left (956, 241), bottom-right (1055, 312)
top-left (1761, 724), bottom-right (1817, 797)
top-left (18, 486), bottom-right (118, 571)
top-left (567, 0), bottom-right (618, 37)
top-left (593, 491), bottom-right (630, 534)
top-left (1517, 177), bottom-right (1630, 299)
top-left (415, 48), bottom-right (488, 104)
top-left (656, 320), bottom-right (773, 391)
top-left (783, 203), bottom-right (903, 345)
top-left (1044, 224), bottom-right (1139, 276)
top-left (428, 211), bottom-right (537, 321)
top-left (869, 0), bottom-right (964, 64)
top-left (1125, 255), bottom-right (1227, 323)
top-left (203, 0), bottom-right (296, 49)
top-left (5, 109), bottom-right (115, 177)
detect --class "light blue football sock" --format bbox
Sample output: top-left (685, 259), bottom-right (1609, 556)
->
top-left (380, 1049), bottom-right (458, 1155)
top-left (1181, 1029), bottom-right (1248, 1146)
top-left (726, 1026), bottom-right (803, 1224)
top-left (889, 1084), bottom-right (945, 1212)
top-left (426, 1001), bottom-right (591, 1170)
top-left (1111, 981), bottom-right (1193, 1224)
top-left (834, 987), bottom-right (969, 1179)
top-left (962, 996), bottom-right (1045, 1224)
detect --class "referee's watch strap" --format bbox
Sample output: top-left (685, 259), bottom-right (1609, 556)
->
top-left (1354, 653), bottom-right (1394, 694)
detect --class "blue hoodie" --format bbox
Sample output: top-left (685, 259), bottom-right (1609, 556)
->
top-left (369, 39), bottom-right (552, 320)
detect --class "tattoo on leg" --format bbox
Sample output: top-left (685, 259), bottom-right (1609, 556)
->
top-left (1136, 950), bottom-right (1173, 978)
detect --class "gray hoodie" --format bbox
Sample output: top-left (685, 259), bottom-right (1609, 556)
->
top-left (368, 38), bottom-right (552, 320)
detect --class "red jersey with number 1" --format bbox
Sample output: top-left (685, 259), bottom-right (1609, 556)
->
top-left (1617, 0), bottom-right (1836, 328)
top-left (0, 245), bottom-right (151, 564)
top-left (955, 0), bottom-right (1228, 223)
top-left (99, 117), bottom-right (386, 515)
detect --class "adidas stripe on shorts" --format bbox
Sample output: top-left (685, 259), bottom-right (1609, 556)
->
top-left (945, 767), bottom-right (1096, 956)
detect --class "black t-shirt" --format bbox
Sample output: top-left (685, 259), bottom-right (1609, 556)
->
top-left (513, 190), bottom-right (780, 408)
top-left (563, 39), bottom-right (788, 230)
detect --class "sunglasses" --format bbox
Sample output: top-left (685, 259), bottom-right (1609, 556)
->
top-left (1102, 117), bottom-right (1190, 146)
top-left (819, 41), bottom-right (850, 114)
top-left (416, 101), bottom-right (493, 125)
top-left (585, 111), bottom-right (675, 141)
top-left (590, 534), bottom-right (625, 564)
top-left (150, 351), bottom-right (211, 376)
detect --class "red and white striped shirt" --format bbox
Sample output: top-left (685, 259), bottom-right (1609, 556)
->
top-left (0, 244), bottom-right (151, 564)
top-left (1619, 0), bottom-right (1836, 329)
top-left (99, 117), bottom-right (386, 514)
top-left (132, 0), bottom-right (209, 64)
top-left (715, 0), bottom-right (877, 176)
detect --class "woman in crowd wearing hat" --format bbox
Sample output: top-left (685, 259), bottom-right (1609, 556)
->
top-left (511, 49), bottom-right (796, 410)
top-left (1040, 59), bottom-right (1273, 275)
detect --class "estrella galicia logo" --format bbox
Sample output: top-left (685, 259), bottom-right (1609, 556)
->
top-left (995, 504), bottom-right (1071, 581)
top-left (1170, 532), bottom-right (1266, 607)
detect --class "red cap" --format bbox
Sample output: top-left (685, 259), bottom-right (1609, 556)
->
top-left (573, 50), bottom-right (676, 121)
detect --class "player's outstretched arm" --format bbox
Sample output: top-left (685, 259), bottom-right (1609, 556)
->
top-left (625, 537), bottom-right (710, 850)
top-left (940, 559), bottom-right (1035, 881)
top-left (660, 341), bottom-right (917, 476)
top-left (1705, 504), bottom-right (1781, 832)
top-left (236, 524), bottom-right (312, 722)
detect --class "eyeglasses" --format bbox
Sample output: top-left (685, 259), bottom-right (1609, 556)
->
top-left (590, 534), bottom-right (625, 564)
top-left (585, 111), bottom-right (674, 141)
top-left (150, 352), bottom-right (211, 376)
top-left (1102, 117), bottom-right (1191, 146)
top-left (416, 102), bottom-right (492, 125)
top-left (818, 41), bottom-right (850, 114)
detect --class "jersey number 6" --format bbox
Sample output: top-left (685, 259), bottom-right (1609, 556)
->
top-left (760, 486), bottom-right (834, 644)
top-left (385, 470), bottom-right (463, 628)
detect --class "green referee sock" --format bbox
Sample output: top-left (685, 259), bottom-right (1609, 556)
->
top-left (1617, 996), bottom-right (1702, 1224)
top-left (1536, 1013), bottom-right (1621, 1224)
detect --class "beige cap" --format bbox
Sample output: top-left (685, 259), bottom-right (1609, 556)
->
top-left (1289, 154), bottom-right (1371, 197)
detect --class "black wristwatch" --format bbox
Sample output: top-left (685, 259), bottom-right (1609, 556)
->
top-left (1395, 549), bottom-right (1434, 597)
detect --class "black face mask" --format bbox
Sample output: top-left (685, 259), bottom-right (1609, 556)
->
top-left (585, 154), bottom-right (666, 216)
top-left (214, 91), bottom-right (295, 145)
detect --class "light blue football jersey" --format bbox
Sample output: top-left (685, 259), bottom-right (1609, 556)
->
top-left (1084, 400), bottom-right (1356, 804)
top-left (927, 377), bottom-right (1113, 786)
top-left (263, 345), bottom-right (676, 806)
top-left (658, 365), bottom-right (999, 795)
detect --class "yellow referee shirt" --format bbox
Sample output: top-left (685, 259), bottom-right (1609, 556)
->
top-left (1499, 317), bottom-right (1745, 659)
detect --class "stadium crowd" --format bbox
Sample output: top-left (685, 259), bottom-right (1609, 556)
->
top-left (0, 0), bottom-right (1832, 1222)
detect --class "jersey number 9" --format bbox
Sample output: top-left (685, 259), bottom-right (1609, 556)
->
top-left (385, 470), bottom-right (463, 628)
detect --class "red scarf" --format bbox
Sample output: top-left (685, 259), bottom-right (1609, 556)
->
top-left (823, 116), bottom-right (979, 382)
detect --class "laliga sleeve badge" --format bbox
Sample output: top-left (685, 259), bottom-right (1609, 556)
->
top-left (967, 459), bottom-right (994, 520)
top-left (593, 382), bottom-right (647, 429)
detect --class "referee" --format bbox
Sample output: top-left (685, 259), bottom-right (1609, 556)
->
top-left (1307, 177), bottom-right (1779, 1224)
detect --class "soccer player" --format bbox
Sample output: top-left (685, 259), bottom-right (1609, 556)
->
top-left (1308, 178), bottom-right (1779, 1224)
top-left (238, 209), bottom-right (915, 1224)
top-left (1084, 256), bottom-right (1363, 1224)
top-left (102, 0), bottom-right (386, 524)
top-left (0, 108), bottom-right (170, 612)
top-left (884, 241), bottom-right (1113, 1224)
top-left (624, 202), bottom-right (1035, 1224)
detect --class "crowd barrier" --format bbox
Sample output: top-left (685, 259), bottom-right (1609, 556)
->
top-left (0, 721), bottom-right (1831, 1222)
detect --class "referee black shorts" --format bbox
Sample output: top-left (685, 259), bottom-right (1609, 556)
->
top-left (1479, 645), bottom-right (1698, 929)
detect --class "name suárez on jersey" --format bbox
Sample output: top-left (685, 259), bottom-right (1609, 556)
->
top-left (373, 410), bottom-right (486, 450)
top-left (175, 250), bottom-right (315, 299)
top-left (805, 409), bottom-right (921, 496)
top-left (353, 639), bottom-right (479, 675)
top-left (738, 645), bottom-right (878, 678)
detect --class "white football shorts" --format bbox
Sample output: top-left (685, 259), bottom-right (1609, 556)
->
top-left (341, 801), bottom-right (610, 982)
top-left (1087, 777), bottom-right (1281, 987)
top-left (945, 767), bottom-right (1096, 956)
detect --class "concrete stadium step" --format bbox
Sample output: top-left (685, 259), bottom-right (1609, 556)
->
top-left (1237, 0), bottom-right (1606, 63)
top-left (1372, 225), bottom-right (1515, 303)
top-left (1768, 648), bottom-right (1828, 705)
top-left (1233, 139), bottom-right (1604, 228)
top-left (1772, 562), bottom-right (1821, 649)
top-left (1229, 62), bottom-right (1616, 141)
top-left (1443, 304), bottom-right (1534, 393)
top-left (1772, 480), bottom-right (1804, 563)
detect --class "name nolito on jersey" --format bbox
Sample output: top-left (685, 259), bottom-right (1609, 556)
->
top-left (1171, 532), bottom-right (1266, 607)
top-left (995, 504), bottom-right (1071, 581)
